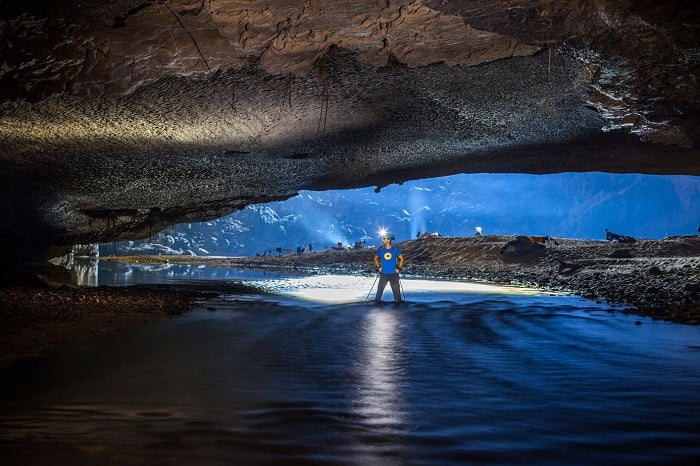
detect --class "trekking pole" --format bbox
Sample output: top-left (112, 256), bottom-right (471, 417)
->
top-left (399, 276), bottom-right (407, 303)
top-left (366, 273), bottom-right (380, 301)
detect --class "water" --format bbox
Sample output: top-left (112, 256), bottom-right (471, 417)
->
top-left (1, 270), bottom-right (699, 465)
top-left (70, 259), bottom-right (295, 286)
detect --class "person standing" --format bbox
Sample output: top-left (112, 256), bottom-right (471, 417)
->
top-left (373, 232), bottom-right (405, 303)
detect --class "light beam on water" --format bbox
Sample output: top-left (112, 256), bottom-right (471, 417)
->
top-left (252, 274), bottom-right (548, 304)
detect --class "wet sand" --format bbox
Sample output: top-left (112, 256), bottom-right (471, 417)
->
top-left (2, 235), bottom-right (698, 366)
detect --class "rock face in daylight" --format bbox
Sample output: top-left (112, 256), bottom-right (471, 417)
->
top-left (0, 0), bottom-right (699, 276)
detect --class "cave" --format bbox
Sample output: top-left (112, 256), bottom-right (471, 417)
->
top-left (2, 3), bottom-right (700, 463)
top-left (1, 0), bottom-right (699, 279)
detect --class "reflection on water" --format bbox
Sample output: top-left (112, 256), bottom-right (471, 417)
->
top-left (49, 258), bottom-right (300, 287)
top-left (48, 257), bottom-right (99, 286)
top-left (356, 308), bottom-right (405, 430)
top-left (96, 260), bottom-right (294, 285)
top-left (2, 272), bottom-right (700, 465)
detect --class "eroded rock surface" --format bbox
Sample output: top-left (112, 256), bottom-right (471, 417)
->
top-left (1, 1), bottom-right (699, 272)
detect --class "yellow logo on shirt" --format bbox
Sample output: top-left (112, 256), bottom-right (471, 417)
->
top-left (384, 252), bottom-right (393, 260)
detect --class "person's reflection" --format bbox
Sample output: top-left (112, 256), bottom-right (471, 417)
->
top-left (355, 308), bottom-right (406, 430)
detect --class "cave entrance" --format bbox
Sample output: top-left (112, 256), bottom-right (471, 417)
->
top-left (100, 172), bottom-right (700, 259)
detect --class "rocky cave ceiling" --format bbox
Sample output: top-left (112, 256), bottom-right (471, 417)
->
top-left (1, 0), bottom-right (699, 257)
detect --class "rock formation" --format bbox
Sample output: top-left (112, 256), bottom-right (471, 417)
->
top-left (1, 0), bottom-right (699, 278)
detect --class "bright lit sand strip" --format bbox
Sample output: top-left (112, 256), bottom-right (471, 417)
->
top-left (252, 275), bottom-right (544, 304)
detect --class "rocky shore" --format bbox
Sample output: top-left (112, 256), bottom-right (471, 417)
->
top-left (107, 234), bottom-right (700, 325)
top-left (2, 234), bottom-right (698, 366)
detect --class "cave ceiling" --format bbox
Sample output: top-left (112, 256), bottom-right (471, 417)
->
top-left (0, 0), bottom-right (699, 250)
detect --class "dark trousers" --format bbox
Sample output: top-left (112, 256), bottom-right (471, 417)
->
top-left (375, 273), bottom-right (401, 302)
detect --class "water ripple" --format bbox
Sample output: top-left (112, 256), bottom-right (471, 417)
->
top-left (1, 276), bottom-right (699, 465)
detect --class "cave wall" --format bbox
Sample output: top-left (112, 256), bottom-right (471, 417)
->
top-left (0, 0), bottom-right (698, 271)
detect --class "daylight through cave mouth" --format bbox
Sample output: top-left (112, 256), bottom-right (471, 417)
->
top-left (99, 172), bottom-right (700, 258)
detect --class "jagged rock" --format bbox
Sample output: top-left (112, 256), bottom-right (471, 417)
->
top-left (609, 249), bottom-right (633, 258)
top-left (558, 261), bottom-right (583, 275)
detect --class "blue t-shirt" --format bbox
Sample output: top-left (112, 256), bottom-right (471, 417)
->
top-left (376, 245), bottom-right (402, 274)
